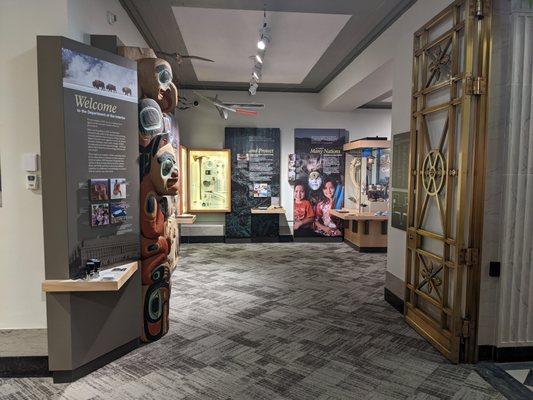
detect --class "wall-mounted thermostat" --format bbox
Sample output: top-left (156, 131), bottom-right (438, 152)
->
top-left (26, 173), bottom-right (39, 190)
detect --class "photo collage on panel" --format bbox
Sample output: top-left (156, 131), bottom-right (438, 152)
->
top-left (89, 178), bottom-right (127, 227)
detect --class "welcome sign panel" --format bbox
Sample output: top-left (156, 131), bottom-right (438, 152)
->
top-left (61, 43), bottom-right (140, 278)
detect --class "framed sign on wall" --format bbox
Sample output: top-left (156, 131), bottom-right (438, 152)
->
top-left (187, 149), bottom-right (231, 212)
top-left (392, 131), bottom-right (410, 190)
top-left (391, 132), bottom-right (410, 231)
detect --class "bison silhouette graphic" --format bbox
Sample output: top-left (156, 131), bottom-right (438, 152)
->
top-left (92, 79), bottom-right (105, 89)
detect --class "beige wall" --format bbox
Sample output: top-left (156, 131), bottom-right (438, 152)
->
top-left (0, 0), bottom-right (146, 329)
top-left (320, 0), bottom-right (455, 284)
top-left (177, 90), bottom-right (391, 226)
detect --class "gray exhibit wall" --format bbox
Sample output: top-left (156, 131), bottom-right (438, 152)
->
top-left (37, 36), bottom-right (141, 379)
top-left (224, 128), bottom-right (281, 238)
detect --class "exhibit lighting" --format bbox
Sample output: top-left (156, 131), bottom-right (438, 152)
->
top-left (250, 10), bottom-right (270, 96)
top-left (257, 10), bottom-right (271, 50)
top-left (249, 81), bottom-right (258, 96)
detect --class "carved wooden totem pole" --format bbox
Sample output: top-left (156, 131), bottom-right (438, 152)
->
top-left (137, 58), bottom-right (180, 342)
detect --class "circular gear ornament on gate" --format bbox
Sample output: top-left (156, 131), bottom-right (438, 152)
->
top-left (422, 150), bottom-right (446, 196)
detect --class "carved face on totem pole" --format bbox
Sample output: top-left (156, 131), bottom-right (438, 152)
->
top-left (150, 142), bottom-right (180, 196)
top-left (138, 98), bottom-right (163, 148)
top-left (137, 58), bottom-right (178, 113)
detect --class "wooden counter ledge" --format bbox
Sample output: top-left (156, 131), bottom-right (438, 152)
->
top-left (42, 261), bottom-right (138, 293)
top-left (176, 214), bottom-right (197, 224)
top-left (251, 207), bottom-right (286, 215)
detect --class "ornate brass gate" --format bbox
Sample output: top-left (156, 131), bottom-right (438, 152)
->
top-left (404, 0), bottom-right (491, 363)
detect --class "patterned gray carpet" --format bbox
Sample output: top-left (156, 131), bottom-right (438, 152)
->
top-left (0, 243), bottom-right (505, 399)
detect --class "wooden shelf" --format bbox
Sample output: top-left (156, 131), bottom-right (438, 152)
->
top-left (331, 209), bottom-right (388, 221)
top-left (42, 261), bottom-right (138, 293)
top-left (251, 207), bottom-right (286, 215)
top-left (343, 139), bottom-right (390, 152)
top-left (176, 214), bottom-right (197, 224)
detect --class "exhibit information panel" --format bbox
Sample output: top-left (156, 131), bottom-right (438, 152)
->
top-left (225, 128), bottom-right (281, 238)
top-left (293, 129), bottom-right (347, 238)
top-left (61, 43), bottom-right (140, 278)
top-left (391, 132), bottom-right (410, 230)
top-left (37, 36), bottom-right (142, 377)
top-left (187, 149), bottom-right (231, 212)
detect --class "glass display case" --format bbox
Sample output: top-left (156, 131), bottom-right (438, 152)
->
top-left (345, 145), bottom-right (390, 213)
top-left (187, 149), bottom-right (231, 212)
top-left (180, 145), bottom-right (188, 213)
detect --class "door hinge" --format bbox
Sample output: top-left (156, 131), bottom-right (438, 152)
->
top-left (465, 75), bottom-right (487, 96)
top-left (459, 247), bottom-right (479, 267)
top-left (461, 318), bottom-right (471, 338)
top-left (470, 0), bottom-right (488, 19)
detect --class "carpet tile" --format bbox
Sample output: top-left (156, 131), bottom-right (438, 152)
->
top-left (0, 243), bottom-right (509, 399)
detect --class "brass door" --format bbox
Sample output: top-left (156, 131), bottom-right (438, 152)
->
top-left (404, 0), bottom-right (490, 363)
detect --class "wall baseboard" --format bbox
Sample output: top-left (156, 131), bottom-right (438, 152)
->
top-left (0, 356), bottom-right (51, 378)
top-left (293, 237), bottom-right (343, 243)
top-left (52, 338), bottom-right (139, 383)
top-left (279, 235), bottom-right (294, 242)
top-left (478, 345), bottom-right (533, 362)
top-left (224, 238), bottom-right (252, 244)
top-left (384, 288), bottom-right (404, 314)
top-left (181, 236), bottom-right (225, 244)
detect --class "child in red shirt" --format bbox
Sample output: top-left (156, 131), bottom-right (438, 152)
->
top-left (293, 183), bottom-right (315, 231)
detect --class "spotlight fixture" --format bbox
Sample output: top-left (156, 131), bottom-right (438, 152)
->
top-left (249, 80), bottom-right (258, 95)
top-left (256, 10), bottom-right (271, 50)
top-left (249, 10), bottom-right (271, 96)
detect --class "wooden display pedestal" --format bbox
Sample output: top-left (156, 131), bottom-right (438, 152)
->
top-left (331, 210), bottom-right (388, 253)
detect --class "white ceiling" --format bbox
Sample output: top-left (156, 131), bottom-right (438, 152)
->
top-left (172, 7), bottom-right (350, 84)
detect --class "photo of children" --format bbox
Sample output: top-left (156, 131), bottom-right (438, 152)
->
top-left (110, 178), bottom-right (127, 199)
top-left (90, 203), bottom-right (110, 227)
top-left (293, 182), bottom-right (315, 234)
top-left (313, 177), bottom-right (342, 237)
top-left (293, 129), bottom-right (347, 238)
top-left (110, 202), bottom-right (128, 223)
top-left (90, 179), bottom-right (109, 201)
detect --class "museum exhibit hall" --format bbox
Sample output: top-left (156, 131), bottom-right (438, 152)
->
top-left (1, 0), bottom-right (533, 398)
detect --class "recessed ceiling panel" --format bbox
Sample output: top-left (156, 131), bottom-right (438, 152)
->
top-left (172, 7), bottom-right (350, 84)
